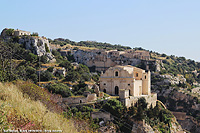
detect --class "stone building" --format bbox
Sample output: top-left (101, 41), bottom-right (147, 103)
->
top-left (14, 29), bottom-right (31, 36)
top-left (1, 28), bottom-right (31, 37)
top-left (99, 65), bottom-right (157, 108)
top-left (72, 48), bottom-right (151, 72)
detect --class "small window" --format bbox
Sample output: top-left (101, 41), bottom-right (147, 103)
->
top-left (104, 83), bottom-right (106, 85)
top-left (128, 84), bottom-right (130, 86)
top-left (115, 71), bottom-right (119, 77)
top-left (80, 100), bottom-right (82, 103)
top-left (145, 75), bottom-right (147, 79)
top-left (136, 73), bottom-right (138, 77)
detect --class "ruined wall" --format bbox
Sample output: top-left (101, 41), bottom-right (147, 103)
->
top-left (62, 97), bottom-right (87, 104)
top-left (87, 94), bottom-right (97, 102)
top-left (91, 112), bottom-right (112, 121)
top-left (62, 93), bottom-right (97, 105)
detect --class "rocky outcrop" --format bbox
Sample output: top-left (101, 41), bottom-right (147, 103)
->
top-left (131, 118), bottom-right (183, 133)
top-left (159, 74), bottom-right (186, 85)
top-left (19, 36), bottom-right (54, 60)
top-left (132, 121), bottom-right (156, 133)
top-left (1, 28), bottom-right (54, 61)
top-left (151, 73), bottom-right (200, 132)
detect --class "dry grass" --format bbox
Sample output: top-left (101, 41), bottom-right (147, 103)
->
top-left (0, 82), bottom-right (77, 132)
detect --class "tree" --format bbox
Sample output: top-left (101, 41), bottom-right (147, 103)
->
top-left (161, 54), bottom-right (167, 57)
top-left (45, 43), bottom-right (50, 53)
top-left (0, 42), bottom-right (13, 81)
top-left (5, 28), bottom-right (14, 36)
top-left (137, 97), bottom-right (148, 110)
top-left (72, 82), bottom-right (89, 96)
top-left (40, 55), bottom-right (48, 63)
top-left (26, 53), bottom-right (37, 63)
top-left (135, 105), bottom-right (145, 121)
top-left (29, 74), bottom-right (38, 83)
top-left (65, 70), bottom-right (80, 82)
top-left (52, 49), bottom-right (61, 56)
top-left (76, 64), bottom-right (91, 82)
top-left (40, 71), bottom-right (54, 81)
top-left (47, 83), bottom-right (73, 97)
top-left (102, 99), bottom-right (125, 118)
top-left (59, 60), bottom-right (73, 71)
top-left (47, 67), bottom-right (54, 72)
top-left (147, 104), bottom-right (154, 118)
top-left (128, 105), bottom-right (137, 117)
top-left (31, 32), bottom-right (39, 36)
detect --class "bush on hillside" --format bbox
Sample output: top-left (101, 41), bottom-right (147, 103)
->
top-left (47, 83), bottom-right (73, 97)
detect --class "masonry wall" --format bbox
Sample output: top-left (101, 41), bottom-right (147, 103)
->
top-left (133, 80), bottom-right (142, 96)
top-left (91, 112), bottom-right (112, 121)
top-left (121, 93), bottom-right (157, 108)
top-left (62, 97), bottom-right (87, 104)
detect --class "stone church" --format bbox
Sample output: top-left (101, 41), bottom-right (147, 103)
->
top-left (99, 65), bottom-right (157, 108)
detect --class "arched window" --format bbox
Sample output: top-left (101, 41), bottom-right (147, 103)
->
top-left (115, 86), bottom-right (119, 95)
top-left (115, 71), bottom-right (119, 77)
top-left (80, 100), bottom-right (82, 103)
top-left (103, 89), bottom-right (106, 93)
top-left (145, 75), bottom-right (147, 79)
top-left (136, 73), bottom-right (138, 77)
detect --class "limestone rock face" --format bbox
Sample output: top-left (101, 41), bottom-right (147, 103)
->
top-left (19, 36), bottom-right (54, 60)
top-left (131, 121), bottom-right (157, 133)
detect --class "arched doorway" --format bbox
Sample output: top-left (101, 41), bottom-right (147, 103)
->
top-left (115, 71), bottom-right (119, 77)
top-left (103, 89), bottom-right (106, 93)
top-left (115, 86), bottom-right (119, 95)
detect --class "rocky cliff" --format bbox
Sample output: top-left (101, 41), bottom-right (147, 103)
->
top-left (132, 118), bottom-right (183, 133)
top-left (151, 72), bottom-right (200, 132)
top-left (19, 36), bottom-right (54, 60)
top-left (0, 28), bottom-right (54, 61)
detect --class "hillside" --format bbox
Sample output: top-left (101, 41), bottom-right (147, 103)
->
top-left (0, 81), bottom-right (78, 132)
top-left (1, 28), bottom-right (200, 132)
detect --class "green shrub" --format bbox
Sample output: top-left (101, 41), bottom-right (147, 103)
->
top-left (45, 43), bottom-right (50, 53)
top-left (47, 83), bottom-right (73, 97)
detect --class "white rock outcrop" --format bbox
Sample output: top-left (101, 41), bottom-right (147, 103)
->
top-left (19, 36), bottom-right (54, 60)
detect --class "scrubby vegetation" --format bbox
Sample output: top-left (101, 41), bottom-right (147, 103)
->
top-left (0, 81), bottom-right (77, 132)
top-left (151, 52), bottom-right (200, 85)
top-left (49, 38), bottom-right (132, 50)
top-left (2, 29), bottom-right (200, 132)
top-left (89, 98), bottom-right (176, 132)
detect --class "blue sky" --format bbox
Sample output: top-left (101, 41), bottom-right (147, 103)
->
top-left (0, 0), bottom-right (200, 61)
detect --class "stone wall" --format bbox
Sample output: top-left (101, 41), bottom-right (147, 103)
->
top-left (87, 94), bottom-right (97, 102)
top-left (14, 30), bottom-right (31, 36)
top-left (62, 93), bottom-right (97, 105)
top-left (63, 96), bottom-right (87, 104)
top-left (121, 93), bottom-right (157, 108)
top-left (91, 112), bottom-right (112, 121)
